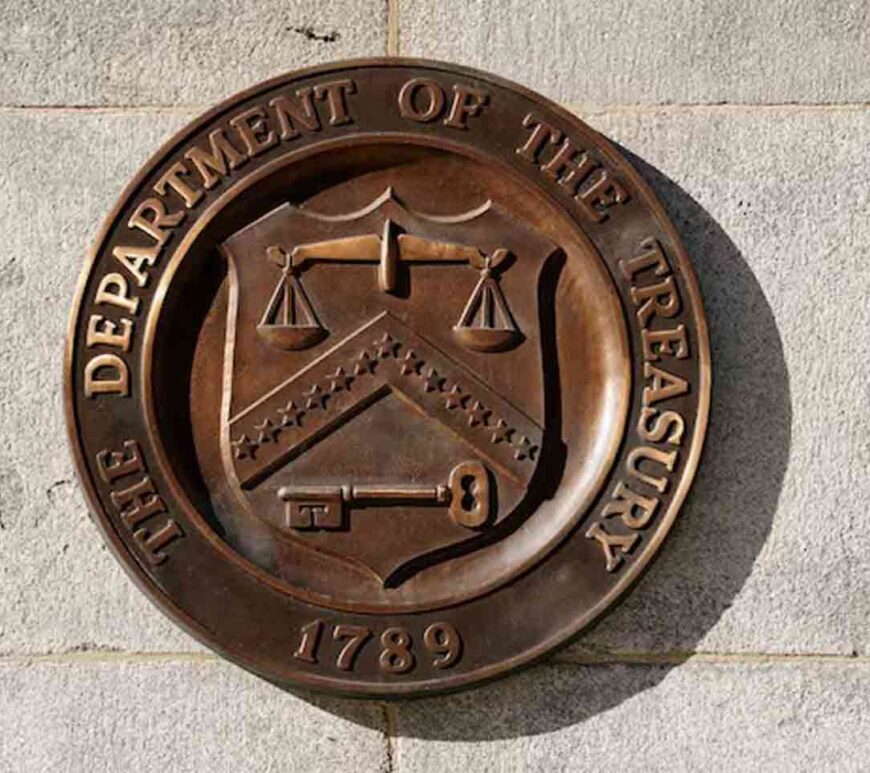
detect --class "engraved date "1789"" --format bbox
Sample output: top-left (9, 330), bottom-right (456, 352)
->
top-left (293, 620), bottom-right (462, 674)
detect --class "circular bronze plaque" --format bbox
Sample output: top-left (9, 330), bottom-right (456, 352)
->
top-left (65, 59), bottom-right (709, 696)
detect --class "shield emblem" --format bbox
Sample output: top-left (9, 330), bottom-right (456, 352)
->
top-left (219, 187), bottom-right (556, 591)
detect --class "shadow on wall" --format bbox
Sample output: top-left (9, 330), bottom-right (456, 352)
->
top-left (295, 145), bottom-right (792, 739)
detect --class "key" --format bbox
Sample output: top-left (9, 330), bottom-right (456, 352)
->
top-left (277, 460), bottom-right (491, 531)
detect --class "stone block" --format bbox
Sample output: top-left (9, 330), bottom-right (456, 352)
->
top-left (0, 658), bottom-right (388, 772)
top-left (0, 0), bottom-right (387, 107)
top-left (401, 0), bottom-right (870, 106)
top-left (563, 106), bottom-right (870, 657)
top-left (1, 103), bottom-right (867, 664)
top-left (0, 110), bottom-right (201, 655)
top-left (391, 660), bottom-right (870, 772)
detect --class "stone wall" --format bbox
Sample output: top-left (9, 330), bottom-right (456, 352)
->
top-left (1, 1), bottom-right (868, 770)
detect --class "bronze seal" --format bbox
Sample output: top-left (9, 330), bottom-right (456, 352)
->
top-left (65, 59), bottom-right (710, 696)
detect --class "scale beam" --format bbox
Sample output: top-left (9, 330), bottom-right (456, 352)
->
top-left (288, 229), bottom-right (499, 294)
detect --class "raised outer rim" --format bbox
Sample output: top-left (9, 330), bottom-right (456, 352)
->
top-left (63, 57), bottom-right (711, 698)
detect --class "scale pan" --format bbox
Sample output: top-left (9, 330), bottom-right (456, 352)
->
top-left (452, 326), bottom-right (521, 353)
top-left (257, 324), bottom-right (327, 351)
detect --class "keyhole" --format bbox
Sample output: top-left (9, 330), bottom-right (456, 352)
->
top-left (460, 475), bottom-right (478, 511)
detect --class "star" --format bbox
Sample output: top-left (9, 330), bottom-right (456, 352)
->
top-left (328, 367), bottom-right (353, 392)
top-left (374, 332), bottom-right (399, 359)
top-left (400, 350), bottom-right (423, 376)
top-left (467, 400), bottom-right (490, 427)
top-left (422, 368), bottom-right (445, 393)
top-left (304, 383), bottom-right (328, 410)
top-left (512, 435), bottom-right (539, 461)
top-left (277, 400), bottom-right (303, 428)
top-left (230, 434), bottom-right (256, 460)
top-left (255, 417), bottom-right (279, 444)
top-left (353, 351), bottom-right (377, 376)
top-left (490, 418), bottom-right (513, 444)
top-left (444, 384), bottom-right (467, 411)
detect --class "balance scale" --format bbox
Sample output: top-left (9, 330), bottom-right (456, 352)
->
top-left (257, 221), bottom-right (521, 353)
